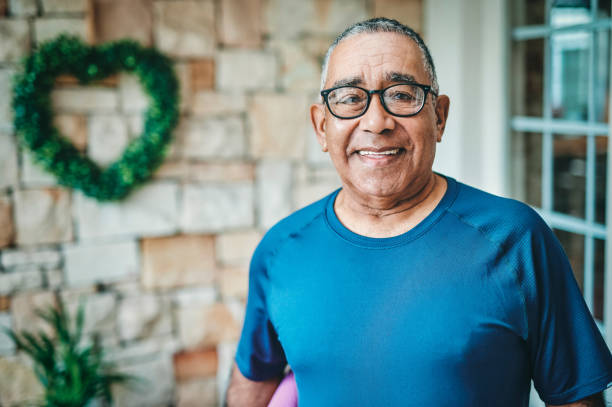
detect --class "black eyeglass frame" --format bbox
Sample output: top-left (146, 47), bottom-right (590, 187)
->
top-left (320, 83), bottom-right (438, 120)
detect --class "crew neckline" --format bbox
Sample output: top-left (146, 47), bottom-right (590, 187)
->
top-left (324, 175), bottom-right (459, 248)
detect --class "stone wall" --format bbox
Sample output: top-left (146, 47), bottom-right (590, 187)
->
top-left (0, 0), bottom-right (423, 405)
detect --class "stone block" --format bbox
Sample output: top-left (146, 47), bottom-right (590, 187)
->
top-left (55, 114), bottom-right (87, 152)
top-left (177, 377), bottom-right (217, 407)
top-left (1, 248), bottom-right (61, 269)
top-left (174, 348), bottom-right (218, 381)
top-left (264, 0), bottom-right (367, 38)
top-left (373, 0), bottom-right (422, 33)
top-left (191, 91), bottom-right (247, 117)
top-left (0, 357), bottom-right (44, 406)
top-left (190, 59), bottom-right (214, 91)
top-left (0, 19), bottom-right (30, 62)
top-left (248, 93), bottom-right (310, 159)
top-left (61, 291), bottom-right (116, 338)
top-left (189, 162), bottom-right (255, 183)
top-left (34, 18), bottom-right (87, 44)
top-left (257, 160), bottom-right (293, 229)
top-left (8, 0), bottom-right (37, 16)
top-left (0, 267), bottom-right (43, 295)
top-left (0, 297), bottom-right (9, 311)
top-left (75, 182), bottom-right (178, 239)
top-left (178, 116), bottom-right (245, 160)
top-left (118, 73), bottom-right (149, 113)
top-left (91, 0), bottom-right (153, 45)
top-left (215, 230), bottom-right (261, 267)
top-left (218, 0), bottom-right (262, 47)
top-left (52, 87), bottom-right (119, 113)
top-left (87, 114), bottom-right (130, 167)
top-left (106, 335), bottom-right (179, 365)
top-left (217, 341), bottom-right (238, 406)
top-left (14, 188), bottom-right (73, 246)
top-left (271, 37), bottom-right (328, 91)
top-left (141, 235), bottom-right (216, 291)
top-left (10, 291), bottom-right (56, 334)
top-left (41, 0), bottom-right (87, 13)
top-left (153, 0), bottom-right (215, 58)
top-left (307, 126), bottom-right (333, 166)
top-left (175, 62), bottom-right (191, 113)
top-left (113, 353), bottom-right (174, 407)
top-left (0, 133), bottom-right (18, 189)
top-left (0, 69), bottom-right (15, 128)
top-left (117, 294), bottom-right (171, 342)
top-left (181, 183), bottom-right (254, 233)
top-left (218, 266), bottom-right (248, 300)
top-left (177, 302), bottom-right (241, 349)
top-left (216, 50), bottom-right (277, 91)
top-left (0, 195), bottom-right (14, 248)
top-left (63, 240), bottom-right (138, 286)
top-left (0, 313), bottom-right (15, 355)
top-left (20, 150), bottom-right (58, 186)
top-left (294, 178), bottom-right (340, 209)
top-left (44, 268), bottom-right (63, 288)
top-left (172, 286), bottom-right (216, 307)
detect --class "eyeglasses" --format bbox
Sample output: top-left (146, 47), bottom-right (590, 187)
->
top-left (320, 83), bottom-right (438, 119)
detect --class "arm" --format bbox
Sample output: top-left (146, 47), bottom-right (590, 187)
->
top-left (226, 363), bottom-right (281, 407)
top-left (546, 392), bottom-right (605, 407)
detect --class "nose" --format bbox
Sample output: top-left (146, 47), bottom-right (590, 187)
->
top-left (359, 93), bottom-right (395, 134)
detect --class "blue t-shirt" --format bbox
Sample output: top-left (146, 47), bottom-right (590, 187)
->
top-left (235, 176), bottom-right (612, 406)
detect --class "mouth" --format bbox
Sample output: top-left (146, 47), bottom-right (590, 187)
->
top-left (353, 147), bottom-right (405, 166)
top-left (356, 148), bottom-right (402, 157)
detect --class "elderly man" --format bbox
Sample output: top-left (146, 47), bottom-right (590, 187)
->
top-left (226, 18), bottom-right (612, 406)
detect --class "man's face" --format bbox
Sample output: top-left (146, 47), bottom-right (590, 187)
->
top-left (311, 32), bottom-right (449, 201)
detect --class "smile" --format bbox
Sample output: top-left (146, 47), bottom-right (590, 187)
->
top-left (357, 148), bottom-right (401, 156)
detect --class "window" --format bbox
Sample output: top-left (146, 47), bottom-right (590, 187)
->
top-left (510, 0), bottom-right (611, 329)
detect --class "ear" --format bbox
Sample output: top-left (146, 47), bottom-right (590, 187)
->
top-left (310, 103), bottom-right (328, 152)
top-left (434, 95), bottom-right (450, 143)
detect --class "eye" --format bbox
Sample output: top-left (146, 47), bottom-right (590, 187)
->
top-left (336, 93), bottom-right (365, 105)
top-left (387, 90), bottom-right (416, 101)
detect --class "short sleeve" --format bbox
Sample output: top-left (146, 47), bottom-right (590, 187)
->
top-left (235, 240), bottom-right (287, 381)
top-left (523, 219), bottom-right (612, 404)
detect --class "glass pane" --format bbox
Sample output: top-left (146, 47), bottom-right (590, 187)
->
top-left (513, 0), bottom-right (546, 26)
top-left (596, 135), bottom-right (607, 224)
top-left (551, 30), bottom-right (590, 120)
top-left (551, 1), bottom-right (591, 28)
top-left (512, 39), bottom-right (544, 117)
top-left (598, 0), bottom-right (611, 18)
top-left (512, 132), bottom-right (542, 207)
top-left (554, 229), bottom-right (585, 292)
top-left (595, 28), bottom-right (610, 123)
top-left (594, 238), bottom-right (605, 321)
top-left (553, 134), bottom-right (587, 218)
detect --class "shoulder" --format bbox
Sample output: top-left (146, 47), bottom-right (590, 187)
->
top-left (445, 178), bottom-right (550, 249)
top-left (253, 190), bottom-right (336, 260)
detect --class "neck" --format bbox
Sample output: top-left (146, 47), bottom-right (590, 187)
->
top-left (334, 173), bottom-right (447, 238)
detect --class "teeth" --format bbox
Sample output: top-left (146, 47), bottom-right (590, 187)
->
top-left (358, 149), bottom-right (399, 156)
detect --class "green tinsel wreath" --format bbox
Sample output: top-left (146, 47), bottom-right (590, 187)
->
top-left (12, 35), bottom-right (179, 201)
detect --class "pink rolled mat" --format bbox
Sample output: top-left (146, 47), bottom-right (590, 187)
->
top-left (267, 371), bottom-right (298, 407)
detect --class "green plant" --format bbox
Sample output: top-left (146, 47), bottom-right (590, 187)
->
top-left (4, 300), bottom-right (135, 407)
top-left (12, 35), bottom-right (180, 201)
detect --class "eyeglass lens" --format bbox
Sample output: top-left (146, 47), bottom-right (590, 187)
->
top-left (327, 84), bottom-right (426, 118)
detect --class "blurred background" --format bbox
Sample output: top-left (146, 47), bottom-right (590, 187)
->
top-left (0, 0), bottom-right (609, 406)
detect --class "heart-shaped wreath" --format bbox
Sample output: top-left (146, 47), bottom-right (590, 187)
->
top-left (12, 35), bottom-right (179, 201)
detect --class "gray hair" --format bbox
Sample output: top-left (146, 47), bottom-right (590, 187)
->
top-left (320, 17), bottom-right (439, 95)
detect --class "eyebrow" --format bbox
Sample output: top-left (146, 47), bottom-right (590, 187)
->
top-left (329, 72), bottom-right (418, 89)
top-left (330, 76), bottom-right (362, 88)
top-left (386, 72), bottom-right (417, 83)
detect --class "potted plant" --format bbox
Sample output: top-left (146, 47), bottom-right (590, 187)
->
top-left (3, 298), bottom-right (135, 407)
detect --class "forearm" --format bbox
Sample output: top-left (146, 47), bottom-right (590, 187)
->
top-left (546, 392), bottom-right (605, 407)
top-left (226, 364), bottom-right (281, 407)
